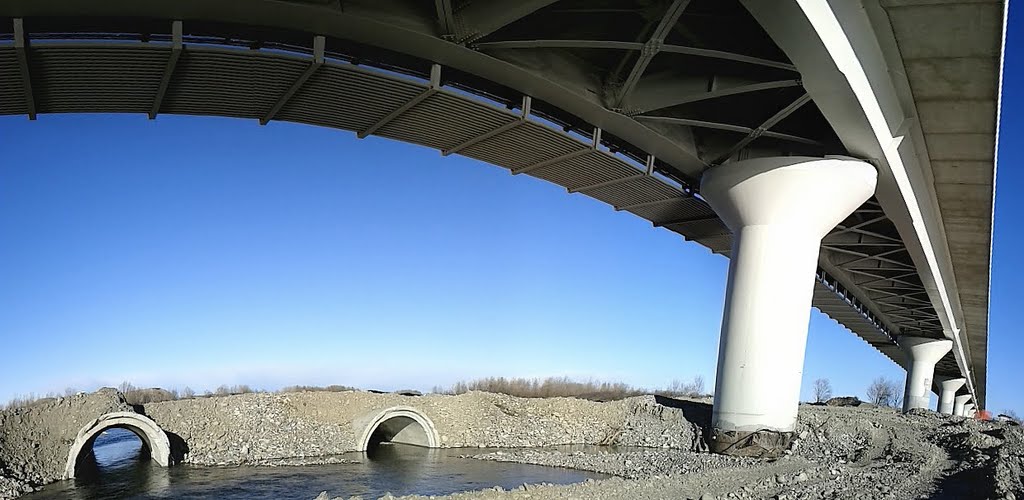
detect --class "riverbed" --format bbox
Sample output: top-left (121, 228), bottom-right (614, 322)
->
top-left (24, 429), bottom-right (607, 499)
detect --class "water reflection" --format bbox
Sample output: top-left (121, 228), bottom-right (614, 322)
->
top-left (27, 443), bottom-right (607, 500)
top-left (68, 428), bottom-right (171, 498)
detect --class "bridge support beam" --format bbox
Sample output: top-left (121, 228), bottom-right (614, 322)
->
top-left (700, 156), bottom-right (877, 456)
top-left (935, 376), bottom-right (967, 415)
top-left (963, 403), bottom-right (975, 418)
top-left (953, 394), bottom-right (972, 416)
top-left (900, 337), bottom-right (952, 412)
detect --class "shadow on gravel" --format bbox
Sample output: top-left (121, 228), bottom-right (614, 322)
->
top-left (166, 432), bottom-right (189, 465)
top-left (931, 467), bottom-right (998, 500)
top-left (128, 406), bottom-right (189, 464)
top-left (654, 395), bottom-right (713, 436)
top-left (930, 424), bottom-right (1001, 500)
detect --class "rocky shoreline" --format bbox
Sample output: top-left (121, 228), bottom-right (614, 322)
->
top-left (321, 405), bottom-right (1024, 500)
top-left (0, 388), bottom-right (705, 498)
top-left (2, 389), bottom-right (1022, 499)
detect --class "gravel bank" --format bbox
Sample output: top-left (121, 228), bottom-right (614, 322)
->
top-left (4, 389), bottom-right (1023, 500)
top-left (471, 448), bottom-right (756, 479)
top-left (140, 392), bottom-right (702, 466)
top-left (0, 389), bottom-right (132, 498)
top-left (316, 403), bottom-right (1024, 499)
top-left (0, 389), bottom-right (704, 498)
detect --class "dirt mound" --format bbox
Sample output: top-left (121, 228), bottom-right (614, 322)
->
top-left (385, 403), bottom-right (1024, 500)
top-left (0, 388), bottom-right (133, 498)
top-left (824, 396), bottom-right (866, 407)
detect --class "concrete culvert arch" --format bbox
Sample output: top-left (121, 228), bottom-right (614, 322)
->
top-left (357, 406), bottom-right (439, 452)
top-left (65, 412), bottom-right (172, 479)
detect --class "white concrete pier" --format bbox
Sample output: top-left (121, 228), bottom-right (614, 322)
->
top-left (936, 377), bottom-right (967, 415)
top-left (954, 394), bottom-right (972, 416)
top-left (900, 337), bottom-right (952, 412)
top-left (964, 403), bottom-right (976, 418)
top-left (701, 156), bottom-right (877, 454)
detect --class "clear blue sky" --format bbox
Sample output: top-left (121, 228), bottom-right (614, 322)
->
top-left (1, 11), bottom-right (1021, 414)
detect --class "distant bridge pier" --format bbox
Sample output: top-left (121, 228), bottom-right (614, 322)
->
top-left (935, 377), bottom-right (967, 415)
top-left (700, 156), bottom-right (877, 455)
top-left (964, 403), bottom-right (976, 418)
top-left (900, 337), bottom-right (952, 412)
top-left (954, 394), bottom-right (972, 416)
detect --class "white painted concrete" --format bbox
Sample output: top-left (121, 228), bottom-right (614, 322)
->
top-left (701, 156), bottom-right (877, 450)
top-left (787, 0), bottom-right (981, 405)
top-left (741, 0), bottom-right (997, 406)
top-left (900, 337), bottom-right (952, 412)
top-left (964, 403), bottom-right (976, 418)
top-left (936, 376), bottom-right (967, 415)
top-left (65, 412), bottom-right (171, 479)
top-left (954, 394), bottom-right (972, 416)
top-left (355, 406), bottom-right (439, 452)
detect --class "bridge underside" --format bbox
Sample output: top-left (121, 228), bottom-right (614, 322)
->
top-left (0, 0), bottom-right (997, 406)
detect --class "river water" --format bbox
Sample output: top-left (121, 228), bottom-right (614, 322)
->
top-left (26, 428), bottom-right (607, 499)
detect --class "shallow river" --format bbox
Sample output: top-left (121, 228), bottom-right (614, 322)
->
top-left (26, 429), bottom-right (607, 499)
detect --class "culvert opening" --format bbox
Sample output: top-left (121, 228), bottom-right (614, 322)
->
top-left (73, 427), bottom-right (151, 480)
top-left (66, 412), bottom-right (173, 481)
top-left (368, 416), bottom-right (430, 451)
top-left (358, 407), bottom-right (440, 456)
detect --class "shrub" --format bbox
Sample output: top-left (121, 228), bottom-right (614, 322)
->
top-left (278, 384), bottom-right (357, 394)
top-left (664, 376), bottom-right (706, 398)
top-left (435, 376), bottom-right (708, 401)
top-left (118, 382), bottom-right (179, 405)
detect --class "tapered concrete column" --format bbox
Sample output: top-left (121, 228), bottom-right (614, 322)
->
top-left (701, 156), bottom-right (877, 456)
top-left (953, 394), bottom-right (971, 416)
top-left (900, 337), bottom-right (952, 412)
top-left (964, 403), bottom-right (975, 418)
top-left (935, 377), bottom-right (966, 414)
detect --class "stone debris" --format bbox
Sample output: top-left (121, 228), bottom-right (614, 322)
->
top-left (823, 396), bottom-right (867, 407)
top-left (1, 389), bottom-right (1023, 499)
top-left (0, 388), bottom-right (133, 498)
top-left (334, 403), bottom-right (1024, 500)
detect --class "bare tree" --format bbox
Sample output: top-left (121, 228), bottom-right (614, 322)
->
top-left (1003, 409), bottom-right (1021, 424)
top-left (813, 378), bottom-right (833, 403)
top-left (867, 377), bottom-right (901, 407)
top-left (668, 375), bottom-right (706, 397)
top-left (118, 380), bottom-right (136, 394)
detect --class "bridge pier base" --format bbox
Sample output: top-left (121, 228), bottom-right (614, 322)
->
top-left (963, 403), bottom-right (976, 417)
top-left (900, 337), bottom-right (952, 412)
top-left (700, 156), bottom-right (877, 457)
top-left (935, 376), bottom-right (967, 414)
top-left (953, 394), bottom-right (972, 416)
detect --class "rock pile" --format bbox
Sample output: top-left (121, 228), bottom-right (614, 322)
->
top-left (4, 388), bottom-right (1023, 500)
top-left (0, 388), bottom-right (132, 497)
top-left (407, 403), bottom-right (1024, 500)
top-left (141, 390), bottom-right (651, 463)
top-left (0, 389), bottom-right (704, 498)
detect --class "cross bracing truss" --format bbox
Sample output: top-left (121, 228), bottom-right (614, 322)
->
top-left (0, 0), bottom-right (975, 386)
